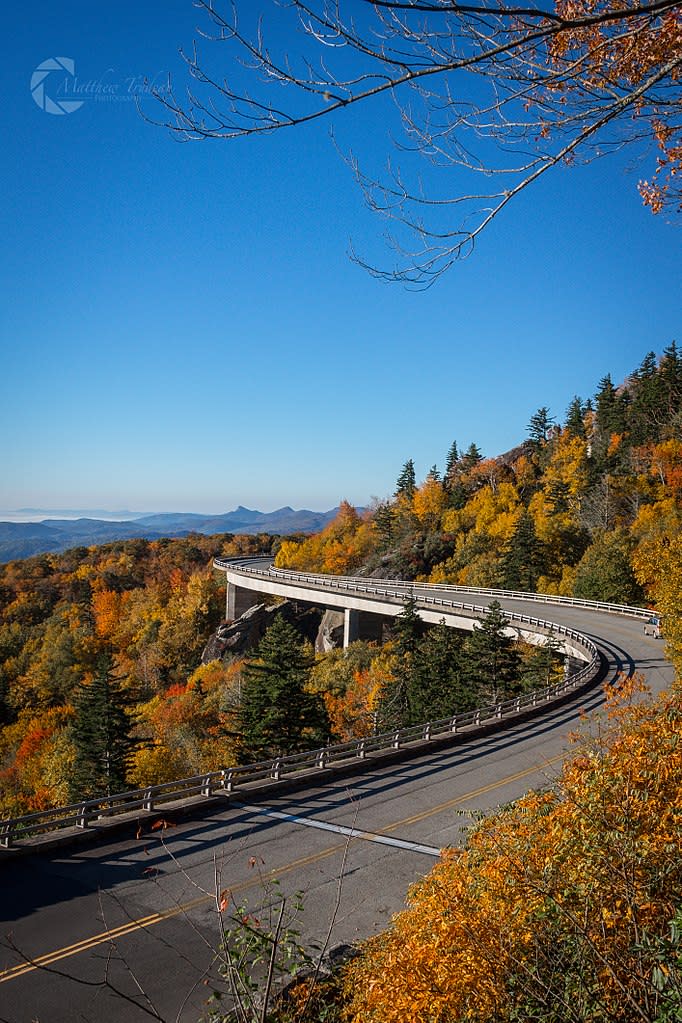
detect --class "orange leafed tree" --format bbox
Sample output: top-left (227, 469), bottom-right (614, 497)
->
top-left (275, 501), bottom-right (376, 575)
top-left (342, 679), bottom-right (682, 1022)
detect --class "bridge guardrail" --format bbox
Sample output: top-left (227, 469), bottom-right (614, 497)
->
top-left (1, 562), bottom-right (602, 849)
top-left (215, 557), bottom-right (652, 620)
top-left (0, 647), bottom-right (598, 849)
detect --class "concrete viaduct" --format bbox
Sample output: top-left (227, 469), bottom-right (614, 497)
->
top-left (213, 555), bottom-right (617, 666)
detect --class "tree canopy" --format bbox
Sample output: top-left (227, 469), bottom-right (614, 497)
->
top-left (237, 617), bottom-right (330, 760)
top-left (148, 0), bottom-right (681, 284)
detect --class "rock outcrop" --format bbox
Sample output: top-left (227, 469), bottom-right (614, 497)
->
top-left (315, 609), bottom-right (345, 653)
top-left (202, 600), bottom-right (325, 661)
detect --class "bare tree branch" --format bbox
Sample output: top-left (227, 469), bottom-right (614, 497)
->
top-left (139, 0), bottom-right (682, 281)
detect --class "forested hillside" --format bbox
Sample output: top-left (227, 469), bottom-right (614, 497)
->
top-left (0, 533), bottom-right (274, 814)
top-left (0, 346), bottom-right (680, 820)
top-left (276, 344), bottom-right (682, 674)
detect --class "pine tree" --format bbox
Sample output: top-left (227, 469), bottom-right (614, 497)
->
top-left (395, 459), bottom-right (416, 499)
top-left (408, 621), bottom-right (471, 723)
top-left (499, 512), bottom-right (546, 592)
top-left (463, 601), bottom-right (521, 704)
top-left (595, 374), bottom-right (627, 439)
top-left (629, 351), bottom-right (661, 445)
top-left (69, 655), bottom-right (137, 801)
top-left (444, 440), bottom-right (459, 482)
top-left (237, 616), bottom-right (329, 761)
top-left (528, 407), bottom-right (555, 444)
top-left (659, 341), bottom-right (682, 422)
top-left (378, 597), bottom-right (426, 729)
top-left (565, 396), bottom-right (586, 438)
top-left (391, 596), bottom-right (425, 658)
top-left (460, 443), bottom-right (482, 471)
top-left (373, 500), bottom-right (396, 551)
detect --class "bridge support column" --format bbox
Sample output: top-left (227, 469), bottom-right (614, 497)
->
top-left (343, 608), bottom-right (360, 648)
top-left (225, 581), bottom-right (260, 622)
top-left (564, 654), bottom-right (583, 678)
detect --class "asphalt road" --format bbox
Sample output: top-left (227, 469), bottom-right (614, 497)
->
top-left (0, 595), bottom-right (673, 1023)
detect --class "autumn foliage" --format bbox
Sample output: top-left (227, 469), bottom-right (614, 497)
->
top-left (1, 345), bottom-right (681, 818)
top-left (277, 345), bottom-right (682, 673)
top-left (0, 533), bottom-right (273, 814)
top-left (341, 680), bottom-right (682, 1023)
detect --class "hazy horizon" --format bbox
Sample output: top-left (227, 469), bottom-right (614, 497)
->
top-left (0, 502), bottom-right (346, 524)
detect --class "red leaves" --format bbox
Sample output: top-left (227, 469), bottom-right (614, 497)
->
top-left (151, 818), bottom-right (175, 831)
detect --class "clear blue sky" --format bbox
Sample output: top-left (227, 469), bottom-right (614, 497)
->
top-left (1, 2), bottom-right (679, 517)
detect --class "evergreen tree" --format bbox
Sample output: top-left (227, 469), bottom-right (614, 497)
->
top-left (395, 459), bottom-right (416, 499)
top-left (444, 440), bottom-right (467, 507)
top-left (69, 655), bottom-right (137, 801)
top-left (463, 601), bottom-right (521, 704)
top-left (444, 440), bottom-right (459, 482)
top-left (391, 596), bottom-right (425, 658)
top-left (528, 407), bottom-right (555, 444)
top-left (499, 512), bottom-right (546, 592)
top-left (378, 597), bottom-right (426, 729)
top-left (564, 396), bottom-right (586, 438)
top-left (658, 341), bottom-right (682, 421)
top-left (237, 616), bottom-right (329, 761)
top-left (409, 621), bottom-right (472, 723)
top-left (460, 443), bottom-right (482, 471)
top-left (628, 352), bottom-right (660, 445)
top-left (373, 500), bottom-right (396, 551)
top-left (594, 374), bottom-right (627, 441)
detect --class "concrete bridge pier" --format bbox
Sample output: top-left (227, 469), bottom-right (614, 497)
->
top-left (226, 581), bottom-right (261, 622)
top-left (343, 608), bottom-right (387, 648)
top-left (343, 609), bottom-right (360, 647)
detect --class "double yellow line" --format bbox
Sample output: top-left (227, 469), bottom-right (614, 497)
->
top-left (0, 752), bottom-right (563, 985)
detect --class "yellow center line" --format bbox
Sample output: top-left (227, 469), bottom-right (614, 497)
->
top-left (0, 846), bottom-right (338, 983)
top-left (383, 752), bottom-right (565, 832)
top-left (0, 752), bottom-right (564, 984)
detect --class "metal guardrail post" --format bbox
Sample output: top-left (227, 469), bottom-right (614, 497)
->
top-left (424, 723), bottom-right (432, 740)
top-left (272, 759), bottom-right (282, 781)
top-left (201, 775), bottom-right (212, 797)
top-left (76, 803), bottom-right (89, 829)
top-left (392, 730), bottom-right (401, 749)
top-left (451, 715), bottom-right (458, 733)
top-left (144, 788), bottom-right (154, 812)
top-left (224, 769), bottom-right (234, 792)
top-left (1, 822), bottom-right (12, 848)
top-left (358, 739), bottom-right (366, 759)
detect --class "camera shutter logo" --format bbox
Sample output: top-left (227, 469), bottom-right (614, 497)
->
top-left (31, 57), bottom-right (84, 115)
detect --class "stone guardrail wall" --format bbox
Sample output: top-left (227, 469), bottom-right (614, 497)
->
top-left (3, 557), bottom-right (643, 849)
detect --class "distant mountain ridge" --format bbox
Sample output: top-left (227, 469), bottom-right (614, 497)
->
top-left (0, 506), bottom-right (342, 563)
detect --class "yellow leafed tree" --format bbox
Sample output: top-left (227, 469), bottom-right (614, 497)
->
top-left (343, 680), bottom-right (682, 1023)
